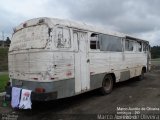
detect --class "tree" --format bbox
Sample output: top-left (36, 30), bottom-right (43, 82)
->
top-left (5, 37), bottom-right (11, 46)
top-left (151, 46), bottom-right (160, 59)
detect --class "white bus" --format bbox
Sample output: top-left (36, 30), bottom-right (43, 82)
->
top-left (6, 17), bottom-right (151, 101)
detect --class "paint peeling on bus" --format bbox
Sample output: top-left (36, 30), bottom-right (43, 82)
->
top-left (7, 17), bottom-right (151, 101)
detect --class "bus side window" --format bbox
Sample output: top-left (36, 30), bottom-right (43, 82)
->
top-left (56, 27), bottom-right (71, 48)
top-left (99, 34), bottom-right (122, 52)
top-left (90, 33), bottom-right (100, 50)
top-left (73, 32), bottom-right (78, 51)
top-left (143, 43), bottom-right (147, 52)
top-left (143, 43), bottom-right (149, 52)
top-left (125, 39), bottom-right (134, 51)
top-left (137, 41), bottom-right (142, 52)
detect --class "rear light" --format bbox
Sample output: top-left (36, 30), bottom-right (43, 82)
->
top-left (67, 64), bottom-right (71, 66)
top-left (50, 77), bottom-right (58, 80)
top-left (35, 88), bottom-right (45, 93)
top-left (66, 72), bottom-right (72, 76)
top-left (32, 78), bottom-right (38, 80)
top-left (38, 19), bottom-right (45, 24)
top-left (23, 23), bottom-right (27, 27)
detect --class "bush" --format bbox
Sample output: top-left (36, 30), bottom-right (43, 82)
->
top-left (0, 73), bottom-right (9, 92)
top-left (0, 48), bottom-right (8, 71)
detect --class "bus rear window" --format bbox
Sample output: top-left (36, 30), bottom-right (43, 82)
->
top-left (10, 24), bottom-right (48, 51)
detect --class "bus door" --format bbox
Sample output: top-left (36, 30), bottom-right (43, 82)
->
top-left (74, 31), bottom-right (90, 93)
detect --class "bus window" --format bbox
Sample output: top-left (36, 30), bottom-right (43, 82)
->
top-left (125, 40), bottom-right (134, 51)
top-left (55, 27), bottom-right (71, 48)
top-left (99, 34), bottom-right (122, 52)
top-left (73, 32), bottom-right (78, 51)
top-left (90, 33), bottom-right (100, 50)
top-left (137, 41), bottom-right (142, 52)
top-left (143, 43), bottom-right (148, 52)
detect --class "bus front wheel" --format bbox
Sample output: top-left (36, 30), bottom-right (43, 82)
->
top-left (101, 74), bottom-right (113, 95)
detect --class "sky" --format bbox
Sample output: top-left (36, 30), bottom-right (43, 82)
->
top-left (0, 0), bottom-right (160, 46)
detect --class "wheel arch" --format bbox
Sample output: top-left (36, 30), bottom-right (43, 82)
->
top-left (104, 73), bottom-right (116, 84)
top-left (142, 66), bottom-right (147, 73)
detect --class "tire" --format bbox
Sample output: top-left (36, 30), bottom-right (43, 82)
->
top-left (101, 74), bottom-right (114, 95)
top-left (138, 69), bottom-right (145, 81)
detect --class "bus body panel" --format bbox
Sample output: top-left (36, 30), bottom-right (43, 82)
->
top-left (6, 17), bottom-right (150, 101)
top-left (74, 32), bottom-right (90, 93)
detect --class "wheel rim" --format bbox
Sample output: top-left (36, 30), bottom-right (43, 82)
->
top-left (103, 76), bottom-right (112, 91)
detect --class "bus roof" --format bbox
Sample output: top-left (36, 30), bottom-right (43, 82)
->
top-left (15, 17), bottom-right (149, 43)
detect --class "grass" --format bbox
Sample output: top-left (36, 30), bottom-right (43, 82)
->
top-left (151, 58), bottom-right (160, 61)
top-left (0, 48), bottom-right (8, 71)
top-left (151, 58), bottom-right (160, 66)
top-left (0, 73), bottom-right (9, 92)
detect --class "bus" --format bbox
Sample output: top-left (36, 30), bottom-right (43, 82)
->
top-left (6, 17), bottom-right (151, 101)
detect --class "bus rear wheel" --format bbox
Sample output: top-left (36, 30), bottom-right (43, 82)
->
top-left (138, 69), bottom-right (145, 81)
top-left (101, 74), bottom-right (113, 95)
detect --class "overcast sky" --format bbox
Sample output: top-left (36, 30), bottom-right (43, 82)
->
top-left (0, 0), bottom-right (160, 46)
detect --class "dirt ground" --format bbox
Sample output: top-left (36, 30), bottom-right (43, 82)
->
top-left (0, 66), bottom-right (160, 120)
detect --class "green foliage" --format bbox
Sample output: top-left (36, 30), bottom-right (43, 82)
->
top-left (151, 46), bottom-right (160, 59)
top-left (0, 73), bottom-right (9, 92)
top-left (5, 37), bottom-right (11, 45)
top-left (0, 48), bottom-right (8, 71)
top-left (151, 58), bottom-right (160, 66)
